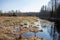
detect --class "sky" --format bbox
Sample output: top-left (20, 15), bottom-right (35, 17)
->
top-left (0, 0), bottom-right (50, 12)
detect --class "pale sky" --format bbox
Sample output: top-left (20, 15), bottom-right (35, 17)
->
top-left (0, 0), bottom-right (50, 12)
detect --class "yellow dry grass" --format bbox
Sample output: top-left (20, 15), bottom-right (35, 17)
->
top-left (0, 16), bottom-right (53, 40)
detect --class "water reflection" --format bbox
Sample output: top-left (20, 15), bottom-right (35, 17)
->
top-left (13, 25), bottom-right (20, 32)
top-left (36, 32), bottom-right (52, 40)
top-left (23, 32), bottom-right (35, 38)
top-left (12, 22), bottom-right (58, 40)
top-left (23, 31), bottom-right (52, 40)
top-left (13, 25), bottom-right (20, 38)
top-left (22, 24), bottom-right (55, 40)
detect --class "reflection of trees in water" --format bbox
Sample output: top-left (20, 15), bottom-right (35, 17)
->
top-left (54, 5), bottom-right (60, 40)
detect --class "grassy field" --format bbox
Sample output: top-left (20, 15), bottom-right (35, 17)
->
top-left (0, 16), bottom-right (53, 40)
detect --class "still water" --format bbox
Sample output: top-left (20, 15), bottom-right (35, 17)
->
top-left (23, 24), bottom-right (53, 40)
top-left (13, 23), bottom-right (58, 40)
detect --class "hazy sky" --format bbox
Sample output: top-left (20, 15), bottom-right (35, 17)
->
top-left (0, 0), bottom-right (50, 12)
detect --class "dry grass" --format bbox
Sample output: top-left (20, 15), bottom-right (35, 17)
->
top-left (0, 16), bottom-right (53, 40)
